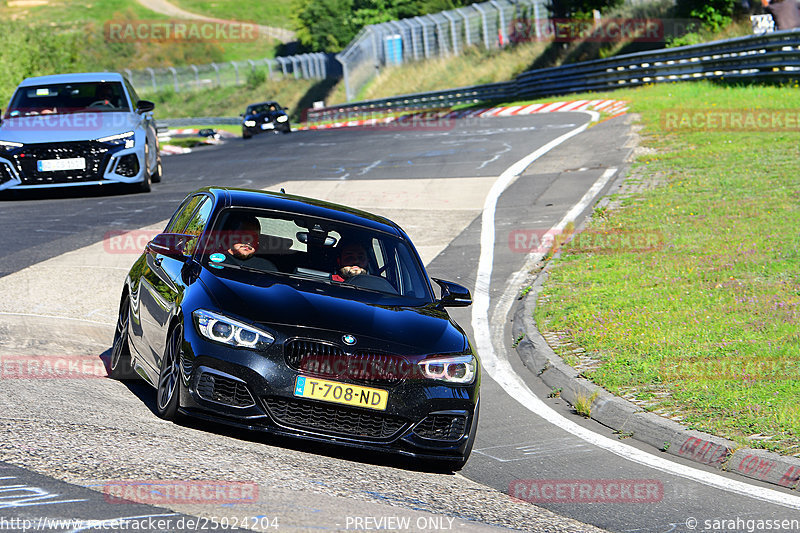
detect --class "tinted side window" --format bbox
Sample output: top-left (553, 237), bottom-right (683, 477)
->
top-left (124, 78), bottom-right (140, 108)
top-left (183, 198), bottom-right (213, 255)
top-left (165, 196), bottom-right (203, 233)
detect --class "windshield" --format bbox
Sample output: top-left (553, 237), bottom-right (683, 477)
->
top-left (247, 103), bottom-right (280, 114)
top-left (6, 82), bottom-right (130, 117)
top-left (199, 209), bottom-right (434, 306)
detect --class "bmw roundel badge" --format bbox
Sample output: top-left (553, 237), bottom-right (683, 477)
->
top-left (342, 334), bottom-right (357, 346)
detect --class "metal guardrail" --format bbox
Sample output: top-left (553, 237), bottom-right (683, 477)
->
top-left (309, 28), bottom-right (800, 118)
top-left (307, 81), bottom-right (515, 121)
top-left (160, 117), bottom-right (242, 128)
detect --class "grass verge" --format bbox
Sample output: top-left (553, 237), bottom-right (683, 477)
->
top-left (532, 81), bottom-right (800, 456)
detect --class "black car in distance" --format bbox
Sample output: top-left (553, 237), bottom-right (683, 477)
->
top-left (111, 187), bottom-right (480, 469)
top-left (241, 101), bottom-right (290, 138)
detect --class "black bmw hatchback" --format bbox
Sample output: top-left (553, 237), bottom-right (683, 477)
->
top-left (111, 187), bottom-right (480, 469)
top-left (240, 101), bottom-right (291, 138)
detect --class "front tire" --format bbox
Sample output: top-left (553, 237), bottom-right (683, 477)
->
top-left (137, 146), bottom-right (152, 193)
top-left (151, 151), bottom-right (162, 183)
top-left (109, 293), bottom-right (137, 380)
top-left (156, 323), bottom-right (183, 420)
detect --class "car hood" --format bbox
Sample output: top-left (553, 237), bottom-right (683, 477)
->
top-left (197, 269), bottom-right (467, 355)
top-left (0, 113), bottom-right (142, 144)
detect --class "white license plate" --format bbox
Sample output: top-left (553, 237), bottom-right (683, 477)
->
top-left (37, 158), bottom-right (86, 172)
top-left (260, 123), bottom-right (274, 130)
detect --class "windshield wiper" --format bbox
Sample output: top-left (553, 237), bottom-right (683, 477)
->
top-left (211, 262), bottom-right (272, 274)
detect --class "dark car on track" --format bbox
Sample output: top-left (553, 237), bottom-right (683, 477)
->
top-left (241, 101), bottom-right (290, 138)
top-left (111, 187), bottom-right (480, 469)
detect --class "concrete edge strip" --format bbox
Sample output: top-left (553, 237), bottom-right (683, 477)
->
top-left (470, 111), bottom-right (800, 509)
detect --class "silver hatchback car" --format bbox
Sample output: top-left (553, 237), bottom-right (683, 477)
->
top-left (0, 72), bottom-right (162, 193)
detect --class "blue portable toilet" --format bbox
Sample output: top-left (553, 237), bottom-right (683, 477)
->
top-left (384, 34), bottom-right (403, 65)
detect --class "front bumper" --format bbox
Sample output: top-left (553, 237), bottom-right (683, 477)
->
top-left (0, 139), bottom-right (148, 191)
top-left (176, 325), bottom-right (478, 461)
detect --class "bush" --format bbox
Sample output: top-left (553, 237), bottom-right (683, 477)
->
top-left (246, 68), bottom-right (267, 88)
top-left (676, 0), bottom-right (736, 32)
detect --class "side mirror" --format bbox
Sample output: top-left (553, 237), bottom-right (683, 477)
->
top-left (136, 100), bottom-right (155, 113)
top-left (432, 278), bottom-right (472, 308)
top-left (147, 233), bottom-right (193, 259)
top-left (239, 113), bottom-right (245, 118)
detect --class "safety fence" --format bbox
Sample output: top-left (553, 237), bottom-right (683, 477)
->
top-left (309, 28), bottom-right (800, 121)
top-left (127, 53), bottom-right (339, 94)
top-left (336, 0), bottom-right (547, 102)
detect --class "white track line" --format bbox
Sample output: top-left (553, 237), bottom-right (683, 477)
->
top-left (470, 113), bottom-right (800, 510)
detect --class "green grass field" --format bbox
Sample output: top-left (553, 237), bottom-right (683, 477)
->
top-left (169, 0), bottom-right (295, 29)
top-left (532, 81), bottom-right (800, 456)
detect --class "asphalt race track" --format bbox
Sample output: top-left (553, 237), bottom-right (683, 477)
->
top-left (1, 113), bottom-right (799, 532)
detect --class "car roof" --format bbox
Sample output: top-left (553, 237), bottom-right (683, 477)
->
top-left (202, 187), bottom-right (405, 237)
top-left (18, 72), bottom-right (126, 87)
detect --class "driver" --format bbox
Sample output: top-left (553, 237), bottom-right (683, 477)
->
top-left (220, 215), bottom-right (276, 271)
top-left (332, 242), bottom-right (370, 281)
top-left (93, 83), bottom-right (117, 107)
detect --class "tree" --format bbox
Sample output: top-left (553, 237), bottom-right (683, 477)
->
top-left (293, 0), bottom-right (485, 53)
top-left (547, 0), bottom-right (625, 18)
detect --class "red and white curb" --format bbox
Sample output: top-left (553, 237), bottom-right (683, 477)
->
top-left (159, 128), bottom-right (238, 156)
top-left (296, 99), bottom-right (628, 131)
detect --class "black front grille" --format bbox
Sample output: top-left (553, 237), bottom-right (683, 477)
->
top-left (15, 141), bottom-right (110, 184)
top-left (196, 372), bottom-right (255, 408)
top-left (285, 339), bottom-right (410, 384)
top-left (265, 397), bottom-right (407, 440)
top-left (115, 153), bottom-right (139, 177)
top-left (414, 415), bottom-right (467, 441)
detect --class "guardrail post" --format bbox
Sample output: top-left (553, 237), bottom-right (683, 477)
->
top-left (190, 64), bottom-right (199, 88)
top-left (442, 11), bottom-right (459, 56)
top-left (341, 59), bottom-right (353, 101)
top-left (459, 10), bottom-right (472, 47)
top-left (146, 67), bottom-right (157, 92)
top-left (489, 0), bottom-right (507, 46)
top-left (403, 19), bottom-right (420, 60)
top-left (473, 3), bottom-right (491, 49)
top-left (415, 17), bottom-right (432, 58)
top-left (169, 67), bottom-right (179, 92)
top-left (211, 62), bottom-right (221, 87)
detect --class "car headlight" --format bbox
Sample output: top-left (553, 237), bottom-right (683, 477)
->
top-left (244, 120), bottom-right (256, 127)
top-left (193, 310), bottom-right (274, 350)
top-left (418, 354), bottom-right (476, 384)
top-left (276, 115), bottom-right (288, 123)
top-left (97, 131), bottom-right (135, 148)
top-left (0, 140), bottom-right (23, 149)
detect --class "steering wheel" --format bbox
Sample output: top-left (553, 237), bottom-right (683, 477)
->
top-left (88, 100), bottom-right (116, 108)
